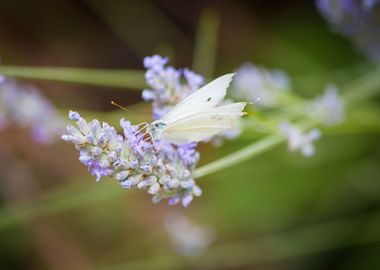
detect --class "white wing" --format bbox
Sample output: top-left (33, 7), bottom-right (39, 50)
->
top-left (161, 102), bottom-right (246, 144)
top-left (161, 73), bottom-right (235, 125)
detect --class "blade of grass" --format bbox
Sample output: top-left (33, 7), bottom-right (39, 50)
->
top-left (192, 8), bottom-right (220, 78)
top-left (0, 179), bottom-right (123, 229)
top-left (193, 119), bottom-right (317, 179)
top-left (0, 66), bottom-right (146, 89)
top-left (343, 66), bottom-right (380, 102)
top-left (97, 210), bottom-right (380, 270)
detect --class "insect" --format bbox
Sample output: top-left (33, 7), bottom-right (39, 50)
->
top-left (145, 73), bottom-right (247, 144)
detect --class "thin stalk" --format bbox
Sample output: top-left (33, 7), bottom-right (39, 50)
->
top-left (194, 65), bottom-right (380, 180)
top-left (0, 66), bottom-right (146, 89)
top-left (193, 135), bottom-right (283, 178)
top-left (194, 119), bottom-right (317, 179)
top-left (192, 8), bottom-right (220, 78)
top-left (343, 66), bottom-right (380, 102)
top-left (97, 210), bottom-right (380, 270)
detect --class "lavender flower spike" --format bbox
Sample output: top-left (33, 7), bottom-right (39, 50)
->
top-left (0, 79), bottom-right (64, 143)
top-left (280, 121), bottom-right (321, 157)
top-left (232, 63), bottom-right (290, 108)
top-left (313, 84), bottom-right (345, 126)
top-left (142, 54), bottom-right (205, 119)
top-left (316, 0), bottom-right (380, 60)
top-left (62, 111), bottom-right (202, 207)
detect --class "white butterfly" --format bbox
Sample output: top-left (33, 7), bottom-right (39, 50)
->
top-left (146, 73), bottom-right (247, 144)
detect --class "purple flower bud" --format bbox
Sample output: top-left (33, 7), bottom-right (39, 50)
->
top-left (115, 170), bottom-right (129, 181)
top-left (193, 185), bottom-right (202, 197)
top-left (148, 183), bottom-right (160, 194)
top-left (143, 55), bottom-right (168, 71)
top-left (184, 68), bottom-right (205, 91)
top-left (69, 111), bottom-right (81, 121)
top-left (168, 195), bottom-right (181, 206)
top-left (142, 89), bottom-right (155, 101)
top-left (92, 147), bottom-right (103, 156)
top-left (182, 192), bottom-right (193, 207)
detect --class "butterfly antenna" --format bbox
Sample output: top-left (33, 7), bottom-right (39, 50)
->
top-left (136, 122), bottom-right (148, 127)
top-left (247, 97), bottom-right (261, 106)
top-left (111, 101), bottom-right (130, 112)
top-left (143, 132), bottom-right (153, 142)
top-left (136, 122), bottom-right (148, 133)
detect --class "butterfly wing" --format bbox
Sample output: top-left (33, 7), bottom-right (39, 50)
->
top-left (161, 73), bottom-right (235, 125)
top-left (161, 102), bottom-right (246, 144)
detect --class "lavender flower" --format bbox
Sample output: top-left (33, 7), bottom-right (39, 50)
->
top-left (142, 55), bottom-right (205, 119)
top-left (280, 121), bottom-right (321, 157)
top-left (313, 84), bottom-right (345, 126)
top-left (164, 213), bottom-right (214, 256)
top-left (63, 55), bottom-right (248, 206)
top-left (0, 78), bottom-right (64, 143)
top-left (232, 63), bottom-right (290, 108)
top-left (62, 111), bottom-right (202, 206)
top-left (316, 0), bottom-right (380, 60)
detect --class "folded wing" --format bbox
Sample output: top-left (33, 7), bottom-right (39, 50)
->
top-left (161, 73), bottom-right (235, 125)
top-left (161, 102), bottom-right (246, 144)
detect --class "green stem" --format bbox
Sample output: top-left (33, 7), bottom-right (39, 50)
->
top-left (192, 8), bottom-right (220, 78)
top-left (343, 66), bottom-right (380, 102)
top-left (194, 66), bottom-right (380, 180)
top-left (193, 135), bottom-right (283, 178)
top-left (194, 119), bottom-right (317, 179)
top-left (0, 66), bottom-right (146, 89)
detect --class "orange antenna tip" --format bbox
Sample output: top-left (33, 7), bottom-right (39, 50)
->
top-left (111, 101), bottom-right (130, 112)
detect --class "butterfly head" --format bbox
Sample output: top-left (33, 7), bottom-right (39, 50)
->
top-left (147, 120), bottom-right (167, 141)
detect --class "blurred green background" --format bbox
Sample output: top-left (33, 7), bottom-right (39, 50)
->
top-left (0, 1), bottom-right (380, 269)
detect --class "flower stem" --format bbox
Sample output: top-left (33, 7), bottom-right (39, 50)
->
top-left (194, 66), bottom-right (380, 180)
top-left (192, 8), bottom-right (220, 78)
top-left (0, 66), bottom-right (146, 89)
top-left (194, 118), bottom-right (318, 179)
top-left (343, 66), bottom-right (380, 102)
top-left (193, 135), bottom-right (283, 178)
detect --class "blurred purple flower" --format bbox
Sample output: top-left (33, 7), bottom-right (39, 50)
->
top-left (316, 0), bottom-right (380, 60)
top-left (280, 121), bottom-right (321, 157)
top-left (232, 63), bottom-right (290, 108)
top-left (164, 213), bottom-right (214, 256)
top-left (0, 78), bottom-right (64, 143)
top-left (312, 84), bottom-right (345, 126)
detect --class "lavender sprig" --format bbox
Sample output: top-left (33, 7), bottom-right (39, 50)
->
top-left (232, 63), bottom-right (290, 108)
top-left (316, 0), bottom-right (380, 60)
top-left (312, 84), bottom-right (345, 126)
top-left (0, 78), bottom-right (64, 143)
top-left (142, 55), bottom-right (205, 120)
top-left (280, 121), bottom-right (321, 157)
top-left (62, 111), bottom-right (201, 206)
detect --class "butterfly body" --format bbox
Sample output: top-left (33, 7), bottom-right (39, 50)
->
top-left (146, 120), bottom-right (167, 141)
top-left (147, 73), bottom-right (246, 144)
